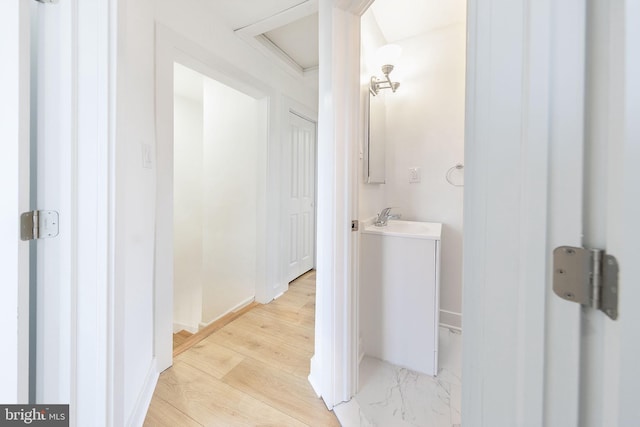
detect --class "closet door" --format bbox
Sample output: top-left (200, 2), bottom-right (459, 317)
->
top-left (286, 112), bottom-right (316, 282)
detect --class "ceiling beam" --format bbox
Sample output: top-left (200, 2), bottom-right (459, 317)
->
top-left (234, 0), bottom-right (319, 79)
top-left (234, 0), bottom-right (318, 36)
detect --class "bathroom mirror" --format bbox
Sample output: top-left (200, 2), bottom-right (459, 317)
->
top-left (365, 89), bottom-right (386, 183)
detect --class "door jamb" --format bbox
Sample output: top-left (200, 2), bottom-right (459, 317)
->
top-left (310, 0), bottom-right (370, 408)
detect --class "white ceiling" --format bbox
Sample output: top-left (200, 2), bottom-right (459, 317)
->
top-left (370, 0), bottom-right (466, 43)
top-left (212, 0), bottom-right (319, 73)
top-left (263, 13), bottom-right (319, 70)
top-left (213, 0), bottom-right (306, 30)
top-left (204, 0), bottom-right (465, 78)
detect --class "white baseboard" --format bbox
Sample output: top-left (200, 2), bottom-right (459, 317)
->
top-left (127, 358), bottom-right (159, 427)
top-left (198, 296), bottom-right (255, 330)
top-left (172, 321), bottom-right (198, 334)
top-left (308, 355), bottom-right (321, 398)
top-left (439, 309), bottom-right (462, 331)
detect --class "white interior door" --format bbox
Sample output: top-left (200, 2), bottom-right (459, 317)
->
top-left (0, 0), bottom-right (74, 405)
top-left (464, 0), bottom-right (640, 425)
top-left (28, 0), bottom-right (111, 421)
top-left (32, 0), bottom-right (72, 404)
top-left (579, 0), bottom-right (640, 425)
top-left (286, 112), bottom-right (316, 282)
top-left (615, 4), bottom-right (640, 423)
top-left (0, 0), bottom-right (31, 404)
top-left (546, 0), bottom-right (640, 424)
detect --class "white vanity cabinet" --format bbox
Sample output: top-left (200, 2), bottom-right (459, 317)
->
top-left (359, 220), bottom-right (442, 376)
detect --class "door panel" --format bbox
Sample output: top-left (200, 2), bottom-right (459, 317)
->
top-left (463, 0), bottom-right (585, 424)
top-left (0, 0), bottom-right (31, 404)
top-left (287, 112), bottom-right (316, 282)
top-left (617, 4), bottom-right (640, 424)
top-left (289, 215), bottom-right (298, 265)
top-left (588, 0), bottom-right (640, 425)
top-left (32, 0), bottom-right (72, 403)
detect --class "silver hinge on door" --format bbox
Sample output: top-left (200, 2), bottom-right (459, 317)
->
top-left (20, 210), bottom-right (59, 241)
top-left (351, 220), bottom-right (359, 232)
top-left (553, 246), bottom-right (619, 320)
top-left (35, 0), bottom-right (59, 3)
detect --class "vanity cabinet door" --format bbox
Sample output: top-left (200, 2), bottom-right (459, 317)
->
top-left (360, 234), bottom-right (440, 376)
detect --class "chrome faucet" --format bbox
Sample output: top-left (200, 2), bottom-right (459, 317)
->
top-left (374, 207), bottom-right (401, 227)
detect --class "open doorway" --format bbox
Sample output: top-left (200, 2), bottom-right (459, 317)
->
top-left (339, 0), bottom-right (466, 425)
top-left (165, 58), bottom-right (319, 361)
top-left (153, 26), bottom-right (320, 371)
top-left (171, 62), bottom-right (268, 346)
top-left (146, 29), bottom-right (330, 422)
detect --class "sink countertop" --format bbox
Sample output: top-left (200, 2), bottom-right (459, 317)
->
top-left (361, 219), bottom-right (442, 240)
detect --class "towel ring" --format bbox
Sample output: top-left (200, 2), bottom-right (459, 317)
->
top-left (446, 163), bottom-right (464, 187)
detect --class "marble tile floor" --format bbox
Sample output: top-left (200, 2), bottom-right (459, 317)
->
top-left (334, 327), bottom-right (462, 427)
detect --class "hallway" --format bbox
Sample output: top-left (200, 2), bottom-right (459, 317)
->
top-left (143, 271), bottom-right (339, 426)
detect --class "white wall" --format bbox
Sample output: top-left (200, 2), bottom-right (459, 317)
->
top-left (115, 2), bottom-right (156, 421)
top-left (114, 0), bottom-right (317, 424)
top-left (173, 94), bottom-right (203, 333)
top-left (173, 76), bottom-right (264, 330)
top-left (359, 15), bottom-right (466, 327)
top-left (385, 24), bottom-right (466, 326)
top-left (201, 78), bottom-right (263, 324)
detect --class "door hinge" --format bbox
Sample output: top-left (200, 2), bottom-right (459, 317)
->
top-left (35, 0), bottom-right (59, 3)
top-left (20, 210), bottom-right (59, 241)
top-left (351, 220), bottom-right (359, 232)
top-left (553, 246), bottom-right (619, 320)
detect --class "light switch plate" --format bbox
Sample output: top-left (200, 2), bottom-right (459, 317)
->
top-left (409, 167), bottom-right (421, 183)
top-left (142, 143), bottom-right (153, 169)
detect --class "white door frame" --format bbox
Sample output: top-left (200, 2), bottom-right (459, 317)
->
top-left (39, 0), bottom-right (114, 423)
top-left (73, 1), bottom-right (114, 424)
top-left (465, 0), bottom-right (592, 423)
top-left (5, 0), bottom-right (115, 423)
top-left (310, 0), bottom-right (371, 408)
top-left (0, 0), bottom-right (31, 404)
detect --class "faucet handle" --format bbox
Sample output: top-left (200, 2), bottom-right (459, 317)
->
top-left (376, 207), bottom-right (391, 221)
top-left (382, 207), bottom-right (399, 216)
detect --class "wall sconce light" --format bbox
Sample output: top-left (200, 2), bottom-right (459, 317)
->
top-left (370, 44), bottom-right (402, 96)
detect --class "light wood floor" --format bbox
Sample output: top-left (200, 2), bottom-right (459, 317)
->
top-left (173, 330), bottom-right (193, 348)
top-left (144, 271), bottom-right (340, 427)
